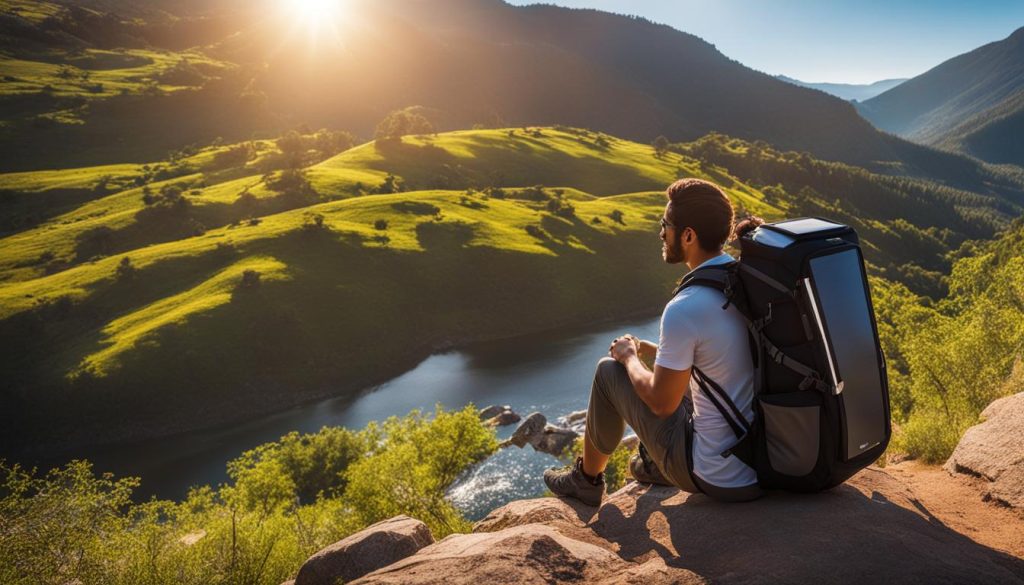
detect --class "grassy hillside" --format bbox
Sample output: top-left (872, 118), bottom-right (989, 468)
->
top-left (3, 124), bottom-right (1023, 456)
top-left (0, 127), bottom-right (783, 455)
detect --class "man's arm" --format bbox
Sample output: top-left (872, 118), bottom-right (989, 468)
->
top-left (611, 337), bottom-right (691, 418)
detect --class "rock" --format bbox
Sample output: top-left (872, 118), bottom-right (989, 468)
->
top-left (486, 409), bottom-right (521, 427)
top-left (351, 525), bottom-right (673, 584)
top-left (353, 468), bottom-right (1024, 584)
top-left (294, 515), bottom-right (433, 585)
top-left (558, 409), bottom-right (588, 433)
top-left (945, 391), bottom-right (1024, 508)
top-left (619, 434), bottom-right (639, 452)
top-left (478, 404), bottom-right (511, 420)
top-left (530, 424), bottom-right (579, 456)
top-left (473, 496), bottom-right (582, 533)
top-left (508, 412), bottom-right (546, 448)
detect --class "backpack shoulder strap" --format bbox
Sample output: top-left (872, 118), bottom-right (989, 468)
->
top-left (671, 261), bottom-right (738, 305)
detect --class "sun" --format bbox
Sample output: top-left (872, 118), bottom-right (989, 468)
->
top-left (292, 0), bottom-right (344, 29)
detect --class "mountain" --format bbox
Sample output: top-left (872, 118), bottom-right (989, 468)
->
top-left (3, 0), bottom-right (1023, 202)
top-left (776, 75), bottom-right (907, 101)
top-left (857, 26), bottom-right (1024, 166)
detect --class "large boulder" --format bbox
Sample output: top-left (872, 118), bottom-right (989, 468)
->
top-left (351, 524), bottom-right (695, 584)
top-left (350, 468), bottom-right (1024, 584)
top-left (530, 424), bottom-right (578, 456)
top-left (478, 404), bottom-right (512, 420)
top-left (945, 391), bottom-right (1024, 508)
top-left (507, 412), bottom-right (546, 447)
top-left (487, 409), bottom-right (521, 427)
top-left (294, 515), bottom-right (433, 585)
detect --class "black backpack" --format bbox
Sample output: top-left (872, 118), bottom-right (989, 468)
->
top-left (674, 218), bottom-right (891, 491)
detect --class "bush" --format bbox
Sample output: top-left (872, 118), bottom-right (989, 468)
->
top-left (374, 219), bottom-right (389, 231)
top-left (0, 405), bottom-right (497, 584)
top-left (374, 107), bottom-right (435, 143)
top-left (525, 224), bottom-right (546, 239)
top-left (377, 174), bottom-right (403, 194)
top-left (609, 209), bottom-right (625, 224)
top-left (545, 196), bottom-right (575, 218)
top-left (302, 213), bottom-right (326, 231)
top-left (238, 269), bottom-right (261, 289)
top-left (343, 405), bottom-right (498, 537)
top-left (115, 257), bottom-right (135, 281)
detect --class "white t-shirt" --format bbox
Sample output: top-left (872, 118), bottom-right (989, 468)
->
top-left (654, 252), bottom-right (757, 488)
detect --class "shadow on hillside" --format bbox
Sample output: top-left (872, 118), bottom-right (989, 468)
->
top-left (577, 476), bottom-right (1024, 583)
top-left (372, 133), bottom-right (666, 195)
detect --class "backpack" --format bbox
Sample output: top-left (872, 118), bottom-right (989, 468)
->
top-left (674, 217), bottom-right (891, 492)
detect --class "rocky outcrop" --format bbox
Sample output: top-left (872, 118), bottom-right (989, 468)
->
top-left (502, 411), bottom-right (579, 456)
top-left (346, 468), bottom-right (1024, 584)
top-left (507, 412), bottom-right (548, 448)
top-left (294, 515), bottom-right (433, 585)
top-left (945, 391), bottom-right (1024, 508)
top-left (478, 405), bottom-right (521, 426)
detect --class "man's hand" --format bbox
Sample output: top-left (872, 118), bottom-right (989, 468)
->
top-left (609, 334), bottom-right (639, 363)
top-left (636, 339), bottom-right (657, 362)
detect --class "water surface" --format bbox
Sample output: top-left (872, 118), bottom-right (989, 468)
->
top-left (85, 316), bottom-right (662, 518)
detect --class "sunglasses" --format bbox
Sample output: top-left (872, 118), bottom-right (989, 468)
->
top-left (660, 217), bottom-right (683, 231)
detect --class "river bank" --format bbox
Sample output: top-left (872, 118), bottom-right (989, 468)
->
top-left (20, 311), bottom-right (664, 504)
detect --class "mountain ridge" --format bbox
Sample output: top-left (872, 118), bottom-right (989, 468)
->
top-left (857, 25), bottom-right (1024, 166)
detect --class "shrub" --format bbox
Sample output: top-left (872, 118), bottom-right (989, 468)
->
top-left (239, 269), bottom-right (261, 289)
top-left (609, 209), bottom-right (625, 224)
top-left (545, 196), bottom-right (575, 218)
top-left (525, 224), bottom-right (546, 239)
top-left (653, 135), bottom-right (670, 158)
top-left (374, 107), bottom-right (435, 143)
top-left (302, 213), bottom-right (326, 231)
top-left (343, 405), bottom-right (498, 537)
top-left (115, 257), bottom-right (135, 281)
top-left (377, 174), bottom-right (403, 194)
top-left (374, 219), bottom-right (389, 230)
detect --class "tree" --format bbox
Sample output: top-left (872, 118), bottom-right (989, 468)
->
top-left (374, 107), bottom-right (435, 143)
top-left (115, 257), bottom-right (135, 281)
top-left (653, 135), bottom-right (670, 158)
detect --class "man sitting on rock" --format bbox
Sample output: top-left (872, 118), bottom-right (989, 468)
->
top-left (544, 178), bottom-right (763, 505)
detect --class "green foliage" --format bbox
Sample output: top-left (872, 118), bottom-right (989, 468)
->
top-left (344, 405), bottom-right (499, 537)
top-left (0, 405), bottom-right (497, 584)
top-left (375, 106), bottom-right (436, 143)
top-left (874, 221), bottom-right (1024, 462)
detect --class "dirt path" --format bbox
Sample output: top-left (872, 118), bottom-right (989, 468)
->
top-left (884, 460), bottom-right (1024, 559)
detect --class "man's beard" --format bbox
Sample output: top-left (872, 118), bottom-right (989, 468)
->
top-left (663, 234), bottom-right (684, 264)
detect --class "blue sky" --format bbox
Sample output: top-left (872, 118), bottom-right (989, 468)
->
top-left (506, 0), bottom-right (1024, 84)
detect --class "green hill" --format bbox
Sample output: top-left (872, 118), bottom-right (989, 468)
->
top-left (0, 127), bottom-right (779, 455)
top-left (2, 125), bottom-right (1021, 457)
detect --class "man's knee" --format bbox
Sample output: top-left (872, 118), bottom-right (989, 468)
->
top-left (595, 356), bottom-right (621, 384)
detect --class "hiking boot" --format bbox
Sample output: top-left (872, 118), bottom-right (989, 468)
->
top-left (544, 456), bottom-right (605, 506)
top-left (629, 442), bottom-right (673, 486)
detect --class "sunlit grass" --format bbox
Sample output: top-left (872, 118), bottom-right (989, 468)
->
top-left (76, 256), bottom-right (292, 377)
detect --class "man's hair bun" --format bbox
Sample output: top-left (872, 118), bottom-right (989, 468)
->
top-left (733, 215), bottom-right (764, 241)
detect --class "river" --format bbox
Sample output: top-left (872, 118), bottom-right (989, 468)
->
top-left (82, 315), bottom-right (662, 520)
